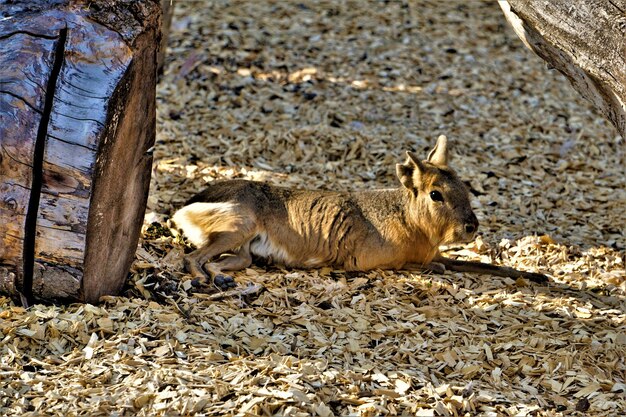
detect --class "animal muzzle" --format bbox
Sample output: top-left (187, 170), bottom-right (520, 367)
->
top-left (463, 213), bottom-right (479, 240)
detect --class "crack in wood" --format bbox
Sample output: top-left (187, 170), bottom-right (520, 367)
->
top-left (54, 96), bottom-right (102, 110)
top-left (2, 70), bottom-right (47, 94)
top-left (0, 89), bottom-right (42, 114)
top-left (21, 27), bottom-right (68, 306)
top-left (18, 68), bottom-right (47, 91)
top-left (55, 111), bottom-right (105, 127)
top-left (3, 182), bottom-right (30, 191)
top-left (0, 144), bottom-right (32, 168)
top-left (47, 133), bottom-right (97, 151)
top-left (0, 30), bottom-right (58, 41)
top-left (62, 79), bottom-right (111, 98)
top-left (42, 160), bottom-right (93, 178)
top-left (58, 84), bottom-right (108, 100)
top-left (38, 223), bottom-right (87, 234)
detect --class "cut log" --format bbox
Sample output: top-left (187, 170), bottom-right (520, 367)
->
top-left (499, 0), bottom-right (626, 140)
top-left (0, 0), bottom-right (161, 304)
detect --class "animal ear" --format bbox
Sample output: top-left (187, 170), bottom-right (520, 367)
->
top-left (396, 151), bottom-right (425, 190)
top-left (427, 135), bottom-right (449, 166)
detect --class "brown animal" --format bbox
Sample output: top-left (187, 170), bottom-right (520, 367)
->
top-left (172, 136), bottom-right (547, 288)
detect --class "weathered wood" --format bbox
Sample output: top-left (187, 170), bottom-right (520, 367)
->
top-left (500, 0), bottom-right (626, 140)
top-left (0, 30), bottom-right (53, 287)
top-left (0, 0), bottom-right (160, 304)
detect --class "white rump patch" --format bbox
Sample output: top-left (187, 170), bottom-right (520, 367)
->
top-left (172, 202), bottom-right (242, 246)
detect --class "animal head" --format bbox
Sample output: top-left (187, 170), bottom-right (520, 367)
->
top-left (396, 135), bottom-right (479, 245)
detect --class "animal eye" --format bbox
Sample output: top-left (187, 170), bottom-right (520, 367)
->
top-left (430, 190), bottom-right (444, 202)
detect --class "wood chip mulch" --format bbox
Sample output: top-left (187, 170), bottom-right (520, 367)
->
top-left (1, 1), bottom-right (624, 416)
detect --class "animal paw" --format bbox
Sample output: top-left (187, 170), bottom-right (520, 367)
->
top-left (191, 276), bottom-right (209, 287)
top-left (425, 262), bottom-right (446, 275)
top-left (213, 274), bottom-right (237, 290)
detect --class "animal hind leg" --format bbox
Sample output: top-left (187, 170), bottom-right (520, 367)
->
top-left (185, 231), bottom-right (254, 289)
top-left (202, 243), bottom-right (253, 289)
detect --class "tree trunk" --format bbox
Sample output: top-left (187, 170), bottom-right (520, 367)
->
top-left (499, 0), bottom-right (626, 140)
top-left (0, 0), bottom-right (160, 304)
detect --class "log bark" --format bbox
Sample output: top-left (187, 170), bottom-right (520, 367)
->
top-left (0, 0), bottom-right (160, 304)
top-left (499, 0), bottom-right (626, 140)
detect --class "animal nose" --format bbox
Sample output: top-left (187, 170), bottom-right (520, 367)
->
top-left (465, 215), bottom-right (478, 235)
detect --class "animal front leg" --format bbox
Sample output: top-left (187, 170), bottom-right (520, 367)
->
top-left (436, 256), bottom-right (548, 283)
top-left (185, 231), bottom-right (253, 289)
top-left (403, 262), bottom-right (446, 275)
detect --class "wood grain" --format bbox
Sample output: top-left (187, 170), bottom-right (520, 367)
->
top-left (0, 27), bottom-right (57, 286)
top-left (0, 0), bottom-right (160, 303)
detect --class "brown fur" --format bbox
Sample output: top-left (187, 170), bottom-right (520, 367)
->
top-left (172, 136), bottom-right (547, 286)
